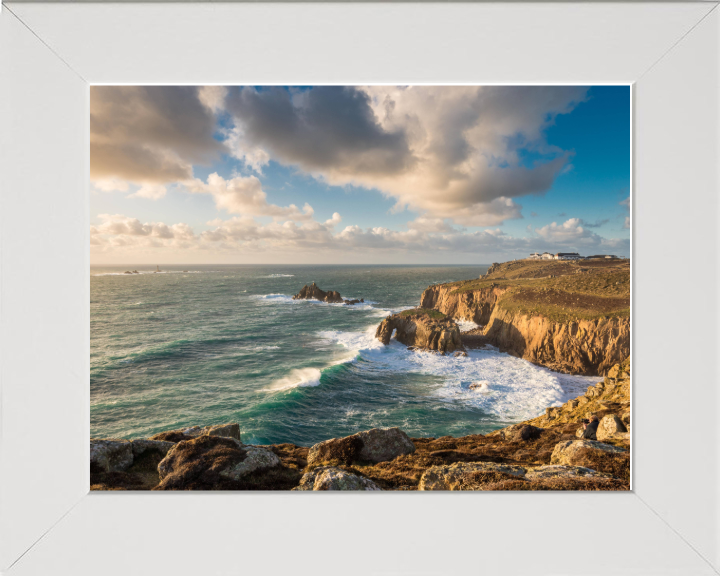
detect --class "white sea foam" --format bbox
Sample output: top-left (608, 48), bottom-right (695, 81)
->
top-left (456, 319), bottom-right (480, 332)
top-left (265, 367), bottom-right (322, 391)
top-left (92, 270), bottom-right (204, 277)
top-left (263, 274), bottom-right (295, 278)
top-left (318, 327), bottom-right (598, 423)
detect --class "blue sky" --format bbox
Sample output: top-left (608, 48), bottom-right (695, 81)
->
top-left (90, 85), bottom-right (630, 264)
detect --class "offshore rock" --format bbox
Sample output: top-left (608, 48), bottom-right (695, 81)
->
top-left (292, 282), bottom-right (343, 304)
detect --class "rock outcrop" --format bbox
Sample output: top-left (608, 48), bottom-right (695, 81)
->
top-left (91, 361), bottom-right (630, 491)
top-left (550, 439), bottom-right (626, 466)
top-left (306, 427), bottom-right (415, 467)
top-left (294, 466), bottom-right (382, 491)
top-left (375, 309), bottom-right (463, 354)
top-left (292, 283), bottom-right (344, 304)
top-left (596, 415), bottom-right (629, 442)
top-left (156, 435), bottom-right (281, 490)
top-left (150, 422), bottom-right (241, 443)
top-left (419, 259), bottom-right (630, 375)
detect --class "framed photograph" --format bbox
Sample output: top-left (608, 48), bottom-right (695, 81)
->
top-left (1, 2), bottom-right (718, 575)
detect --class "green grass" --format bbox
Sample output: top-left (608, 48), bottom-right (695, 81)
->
top-left (399, 308), bottom-right (447, 320)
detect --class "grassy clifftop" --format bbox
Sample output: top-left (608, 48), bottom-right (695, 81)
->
top-left (445, 259), bottom-right (629, 322)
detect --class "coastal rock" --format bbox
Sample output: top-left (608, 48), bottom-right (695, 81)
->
top-left (343, 299), bottom-right (363, 305)
top-left (131, 439), bottom-right (174, 458)
top-left (550, 439), bottom-right (626, 467)
top-left (355, 427), bottom-right (416, 463)
top-left (292, 282), bottom-right (343, 304)
top-left (149, 422), bottom-right (240, 443)
top-left (294, 466), bottom-right (382, 491)
top-left (419, 462), bottom-right (527, 491)
top-left (307, 427), bottom-right (415, 467)
top-left (525, 465), bottom-right (615, 480)
top-left (596, 415), bottom-right (628, 442)
top-left (375, 309), bottom-right (463, 354)
top-left (156, 436), bottom-right (279, 489)
top-left (90, 439), bottom-right (133, 473)
top-left (514, 425), bottom-right (543, 442)
top-left (219, 446), bottom-right (281, 482)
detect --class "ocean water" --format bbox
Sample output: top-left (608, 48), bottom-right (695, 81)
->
top-left (91, 265), bottom-right (599, 445)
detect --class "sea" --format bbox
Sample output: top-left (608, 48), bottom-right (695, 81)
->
top-left (90, 265), bottom-right (599, 446)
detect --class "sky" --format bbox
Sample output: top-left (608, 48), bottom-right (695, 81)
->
top-left (90, 85), bottom-right (630, 265)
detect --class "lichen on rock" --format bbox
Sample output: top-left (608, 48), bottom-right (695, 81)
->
top-left (294, 466), bottom-right (381, 491)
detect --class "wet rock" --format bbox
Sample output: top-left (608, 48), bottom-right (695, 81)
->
top-left (294, 467), bottom-right (382, 491)
top-left (454, 351), bottom-right (468, 358)
top-left (149, 422), bottom-right (240, 443)
top-left (90, 439), bottom-right (133, 473)
top-left (419, 462), bottom-right (527, 490)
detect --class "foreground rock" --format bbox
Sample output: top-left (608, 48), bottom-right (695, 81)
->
top-left (90, 439), bottom-right (133, 473)
top-left (419, 462), bottom-right (526, 490)
top-left (307, 427), bottom-right (415, 467)
top-left (596, 414), bottom-right (629, 442)
top-left (375, 309), bottom-right (464, 354)
top-left (156, 436), bottom-right (281, 490)
top-left (551, 439), bottom-right (626, 467)
top-left (292, 282), bottom-right (344, 304)
top-left (294, 466), bottom-right (382, 491)
top-left (149, 422), bottom-right (240, 443)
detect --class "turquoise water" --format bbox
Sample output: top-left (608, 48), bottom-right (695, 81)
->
top-left (90, 265), bottom-right (597, 445)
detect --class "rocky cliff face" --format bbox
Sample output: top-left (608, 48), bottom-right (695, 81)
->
top-left (420, 283), bottom-right (508, 325)
top-left (419, 263), bottom-right (630, 375)
top-left (375, 309), bottom-right (464, 354)
top-left (482, 307), bottom-right (629, 375)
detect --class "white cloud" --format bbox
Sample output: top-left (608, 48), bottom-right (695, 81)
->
top-left (224, 86), bottom-right (588, 226)
top-left (130, 183), bottom-right (167, 200)
top-left (197, 86), bottom-right (228, 114)
top-left (185, 173), bottom-right (315, 221)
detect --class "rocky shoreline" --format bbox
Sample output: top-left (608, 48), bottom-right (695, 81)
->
top-left (90, 358), bottom-right (630, 491)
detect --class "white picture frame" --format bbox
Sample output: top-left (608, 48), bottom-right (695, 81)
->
top-left (1, 2), bottom-right (718, 574)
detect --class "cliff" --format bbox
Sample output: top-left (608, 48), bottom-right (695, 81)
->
top-left (375, 308), bottom-right (464, 354)
top-left (90, 360), bottom-right (630, 491)
top-left (420, 259), bottom-right (630, 375)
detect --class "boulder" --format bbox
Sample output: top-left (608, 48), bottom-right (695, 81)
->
top-left (525, 465), bottom-right (615, 481)
top-left (294, 467), bottom-right (382, 491)
top-left (550, 439), bottom-right (626, 467)
top-left (219, 446), bottom-right (281, 482)
top-left (292, 283), bottom-right (344, 304)
top-left (514, 425), bottom-right (543, 442)
top-left (355, 428), bottom-right (416, 463)
top-left (419, 462), bottom-right (527, 491)
top-left (90, 439), bottom-right (133, 473)
top-left (131, 439), bottom-right (174, 458)
top-left (306, 427), bottom-right (415, 467)
top-left (596, 415), bottom-right (628, 442)
top-left (149, 422), bottom-right (240, 443)
top-left (156, 435), bottom-right (279, 490)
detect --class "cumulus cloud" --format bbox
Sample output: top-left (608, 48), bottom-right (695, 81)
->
top-left (185, 173), bottom-right (315, 221)
top-left (90, 86), bottom-right (227, 188)
top-left (580, 218), bottom-right (610, 229)
top-left (222, 85), bottom-right (586, 226)
top-left (91, 211), bottom-right (628, 260)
